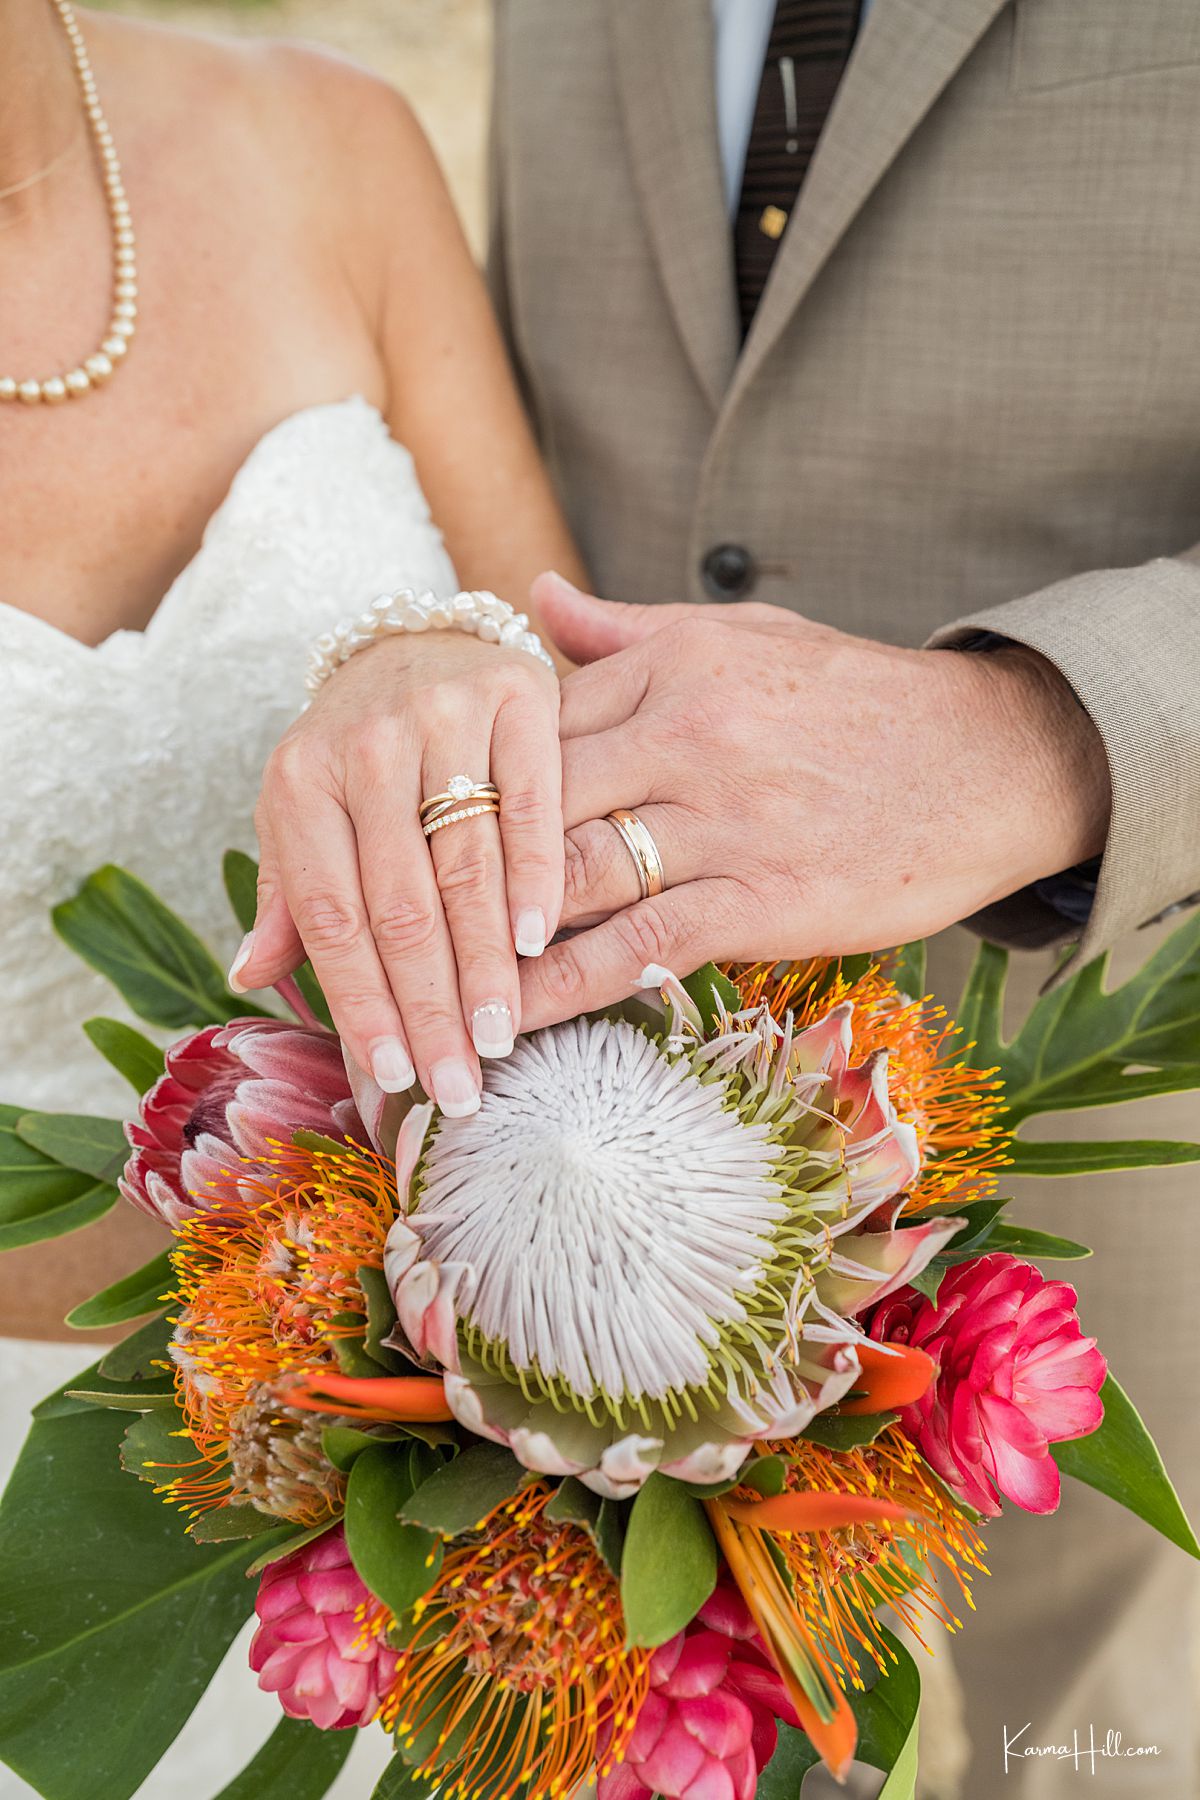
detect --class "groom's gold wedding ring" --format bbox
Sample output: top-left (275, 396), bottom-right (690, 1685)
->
top-left (604, 809), bottom-right (665, 900)
top-left (420, 776), bottom-right (500, 839)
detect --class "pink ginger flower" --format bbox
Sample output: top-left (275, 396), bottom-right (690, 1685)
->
top-left (120, 1018), bottom-right (362, 1225)
top-left (249, 1524), bottom-right (397, 1730)
top-left (868, 1253), bottom-right (1107, 1517)
top-left (598, 1580), bottom-right (801, 1800)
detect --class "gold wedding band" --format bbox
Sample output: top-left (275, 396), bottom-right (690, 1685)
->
top-left (604, 809), bottom-right (666, 900)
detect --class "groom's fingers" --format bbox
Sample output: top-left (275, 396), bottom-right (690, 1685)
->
top-left (518, 877), bottom-right (737, 1031)
top-left (560, 806), bottom-right (702, 929)
top-left (532, 572), bottom-right (693, 665)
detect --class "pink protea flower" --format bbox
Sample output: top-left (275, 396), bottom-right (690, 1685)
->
top-left (249, 1524), bottom-right (397, 1729)
top-left (598, 1580), bottom-right (801, 1800)
top-left (868, 1253), bottom-right (1107, 1517)
top-left (119, 1018), bottom-right (362, 1226)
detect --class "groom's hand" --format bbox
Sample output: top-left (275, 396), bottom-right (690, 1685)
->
top-left (517, 574), bottom-right (1111, 1030)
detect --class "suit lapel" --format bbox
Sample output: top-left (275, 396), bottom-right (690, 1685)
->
top-left (723, 0), bottom-right (1012, 416)
top-left (608, 0), bottom-right (740, 413)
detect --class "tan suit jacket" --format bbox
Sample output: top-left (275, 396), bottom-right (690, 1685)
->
top-left (489, 0), bottom-right (1200, 967)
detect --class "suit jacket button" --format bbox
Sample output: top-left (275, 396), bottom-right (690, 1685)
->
top-left (701, 543), bottom-right (757, 598)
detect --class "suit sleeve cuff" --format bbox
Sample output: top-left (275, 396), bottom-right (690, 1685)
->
top-left (927, 555), bottom-right (1200, 969)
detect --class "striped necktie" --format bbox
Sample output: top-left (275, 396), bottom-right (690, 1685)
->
top-left (733, 0), bottom-right (862, 334)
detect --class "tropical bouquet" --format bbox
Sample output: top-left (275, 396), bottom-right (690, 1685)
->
top-left (2, 854), bottom-right (1199, 1800)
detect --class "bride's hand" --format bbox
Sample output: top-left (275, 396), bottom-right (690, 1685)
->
top-left (231, 632), bottom-right (562, 1116)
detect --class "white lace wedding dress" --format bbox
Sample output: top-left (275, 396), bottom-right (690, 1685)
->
top-left (0, 398), bottom-right (457, 1800)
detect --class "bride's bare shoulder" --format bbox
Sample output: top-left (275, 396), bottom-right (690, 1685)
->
top-left (92, 9), bottom-right (434, 222)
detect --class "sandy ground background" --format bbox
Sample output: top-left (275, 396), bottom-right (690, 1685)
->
top-left (103, 0), bottom-right (491, 251)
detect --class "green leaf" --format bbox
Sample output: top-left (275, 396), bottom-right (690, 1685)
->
top-left (98, 1307), bottom-right (175, 1383)
top-left (955, 940), bottom-right (1008, 1068)
top-left (211, 1716), bottom-right (354, 1800)
top-left (120, 1405), bottom-right (193, 1485)
top-left (621, 1473), bottom-right (717, 1647)
top-left (0, 1175), bottom-right (118, 1251)
top-left (245, 1518), bottom-right (340, 1578)
top-left (981, 1223), bottom-right (1091, 1261)
top-left (908, 1265), bottom-right (947, 1302)
top-left (854, 1628), bottom-right (922, 1778)
top-left (64, 1388), bottom-right (177, 1413)
top-left (371, 1759), bottom-right (438, 1799)
top-left (358, 1263), bottom-right (410, 1372)
top-left (294, 1128), bottom-right (351, 1157)
top-left (682, 961), bottom-right (741, 1027)
top-left (544, 1476), bottom-right (625, 1573)
top-left (962, 912), bottom-right (1200, 1128)
top-left (83, 1015), bottom-right (166, 1093)
top-left (53, 863), bottom-right (271, 1030)
top-left (15, 1110), bottom-right (129, 1182)
top-left (1007, 1137), bottom-right (1200, 1176)
top-left (755, 1720), bottom-right (823, 1796)
top-left (401, 1442), bottom-right (527, 1536)
top-left (738, 1453), bottom-right (789, 1496)
top-left (0, 1400), bottom-right (283, 1800)
top-left (191, 1505), bottom-right (283, 1544)
top-left (935, 1196), bottom-right (1007, 1247)
top-left (224, 850), bottom-right (333, 1029)
top-left (34, 1349), bottom-right (174, 1423)
top-left (802, 1412), bottom-right (899, 1451)
top-left (0, 1102), bottom-right (120, 1250)
top-left (332, 1331), bottom-right (387, 1380)
top-left (222, 847), bottom-right (261, 932)
top-left (66, 1249), bottom-right (175, 1329)
top-left (880, 939), bottom-right (927, 1000)
top-left (345, 1443), bottom-right (442, 1617)
top-left (323, 1424), bottom-right (386, 1472)
top-left (876, 1714), bottom-right (920, 1799)
top-left (1053, 1373), bottom-right (1200, 1559)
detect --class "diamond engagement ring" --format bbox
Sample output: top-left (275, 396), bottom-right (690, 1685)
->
top-left (420, 776), bottom-right (500, 839)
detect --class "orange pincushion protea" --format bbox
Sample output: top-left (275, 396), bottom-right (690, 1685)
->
top-left (380, 1482), bottom-right (651, 1799)
top-left (706, 1426), bottom-right (988, 1779)
top-left (165, 1138), bottom-right (399, 1520)
top-left (762, 1428), bottom-right (989, 1684)
top-left (731, 960), bottom-right (1009, 1213)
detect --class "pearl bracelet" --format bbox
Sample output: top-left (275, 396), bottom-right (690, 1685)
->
top-left (304, 588), bottom-right (556, 697)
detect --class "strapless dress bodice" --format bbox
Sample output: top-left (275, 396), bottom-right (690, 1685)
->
top-left (0, 397), bottom-right (457, 1113)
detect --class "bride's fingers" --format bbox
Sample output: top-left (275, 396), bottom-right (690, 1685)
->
top-left (423, 740), bottom-right (521, 1065)
top-left (265, 792), bottom-right (419, 1092)
top-left (560, 806), bottom-right (699, 930)
top-left (347, 768), bottom-right (484, 1117)
top-left (489, 675), bottom-right (564, 958)
top-left (233, 808), bottom-right (304, 989)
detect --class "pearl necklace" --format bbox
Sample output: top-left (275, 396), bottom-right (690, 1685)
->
top-left (0, 0), bottom-right (137, 406)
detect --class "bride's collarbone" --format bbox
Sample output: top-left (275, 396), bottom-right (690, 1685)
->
top-left (0, 22), bottom-right (389, 644)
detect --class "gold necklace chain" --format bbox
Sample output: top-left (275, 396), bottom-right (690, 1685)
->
top-left (0, 0), bottom-right (138, 405)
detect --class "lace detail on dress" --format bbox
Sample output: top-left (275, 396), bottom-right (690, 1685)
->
top-left (0, 398), bottom-right (457, 1113)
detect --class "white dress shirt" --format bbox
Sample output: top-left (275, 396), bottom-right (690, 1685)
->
top-left (711, 0), bottom-right (872, 212)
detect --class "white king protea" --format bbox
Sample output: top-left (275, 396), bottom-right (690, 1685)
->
top-left (380, 968), bottom-right (963, 1499)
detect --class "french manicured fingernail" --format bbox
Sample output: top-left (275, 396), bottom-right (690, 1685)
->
top-left (472, 1000), bottom-right (514, 1059)
top-left (430, 1058), bottom-right (481, 1118)
top-left (515, 907), bottom-right (547, 957)
top-left (227, 932), bottom-right (255, 993)
top-left (371, 1037), bottom-right (416, 1093)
